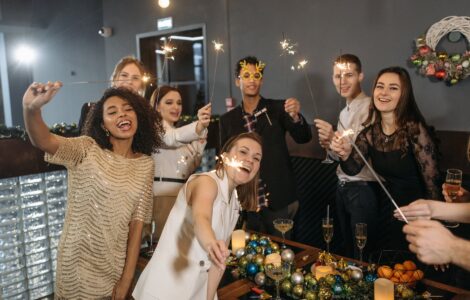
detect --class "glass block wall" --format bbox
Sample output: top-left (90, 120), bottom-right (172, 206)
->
top-left (0, 170), bottom-right (67, 300)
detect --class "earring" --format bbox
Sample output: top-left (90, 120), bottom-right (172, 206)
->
top-left (104, 128), bottom-right (110, 137)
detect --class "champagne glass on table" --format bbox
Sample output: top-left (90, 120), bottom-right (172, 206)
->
top-left (322, 218), bottom-right (334, 253)
top-left (265, 263), bottom-right (289, 300)
top-left (444, 168), bottom-right (462, 228)
top-left (273, 219), bottom-right (293, 249)
top-left (355, 223), bottom-right (367, 264)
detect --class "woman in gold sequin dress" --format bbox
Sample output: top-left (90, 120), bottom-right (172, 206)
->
top-left (134, 132), bottom-right (262, 300)
top-left (23, 83), bottom-right (164, 299)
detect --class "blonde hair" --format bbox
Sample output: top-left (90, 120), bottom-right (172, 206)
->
top-left (110, 56), bottom-right (147, 94)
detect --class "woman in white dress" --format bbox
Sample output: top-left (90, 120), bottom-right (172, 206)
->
top-left (149, 86), bottom-right (212, 238)
top-left (133, 132), bottom-right (262, 300)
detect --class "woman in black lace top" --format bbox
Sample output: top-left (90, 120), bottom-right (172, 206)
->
top-left (331, 66), bottom-right (440, 250)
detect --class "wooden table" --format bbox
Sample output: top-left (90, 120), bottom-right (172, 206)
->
top-left (136, 233), bottom-right (470, 300)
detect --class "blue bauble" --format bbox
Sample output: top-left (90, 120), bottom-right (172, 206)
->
top-left (246, 263), bottom-right (259, 276)
top-left (247, 247), bottom-right (257, 255)
top-left (335, 275), bottom-right (343, 284)
top-left (365, 274), bottom-right (377, 282)
top-left (264, 247), bottom-right (273, 255)
top-left (332, 283), bottom-right (343, 295)
top-left (248, 241), bottom-right (259, 248)
top-left (259, 238), bottom-right (269, 246)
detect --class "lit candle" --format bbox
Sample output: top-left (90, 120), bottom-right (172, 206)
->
top-left (231, 229), bottom-right (246, 253)
top-left (374, 278), bottom-right (394, 300)
top-left (314, 265), bottom-right (334, 280)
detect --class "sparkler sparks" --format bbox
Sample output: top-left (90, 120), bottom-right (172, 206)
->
top-left (216, 154), bottom-right (244, 171)
top-left (213, 40), bottom-right (224, 52)
top-left (209, 40), bottom-right (224, 103)
top-left (280, 39), bottom-right (297, 56)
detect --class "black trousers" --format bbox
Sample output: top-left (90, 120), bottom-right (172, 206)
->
top-left (336, 181), bottom-right (380, 261)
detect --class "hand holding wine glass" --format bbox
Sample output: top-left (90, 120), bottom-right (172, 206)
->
top-left (355, 223), bottom-right (367, 264)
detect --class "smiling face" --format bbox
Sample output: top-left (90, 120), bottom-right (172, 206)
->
top-left (236, 64), bottom-right (263, 98)
top-left (102, 96), bottom-right (138, 142)
top-left (373, 72), bottom-right (402, 114)
top-left (113, 63), bottom-right (144, 93)
top-left (332, 62), bottom-right (363, 101)
top-left (224, 137), bottom-right (262, 187)
top-left (156, 90), bottom-right (182, 125)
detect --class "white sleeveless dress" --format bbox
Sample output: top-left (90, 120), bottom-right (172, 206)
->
top-left (133, 170), bottom-right (240, 300)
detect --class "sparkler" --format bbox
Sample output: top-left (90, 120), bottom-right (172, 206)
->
top-left (336, 121), bottom-right (409, 224)
top-left (154, 39), bottom-right (177, 104)
top-left (216, 154), bottom-right (244, 171)
top-left (209, 40), bottom-right (224, 103)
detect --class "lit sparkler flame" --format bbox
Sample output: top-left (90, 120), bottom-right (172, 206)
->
top-left (213, 40), bottom-right (224, 52)
top-left (142, 74), bottom-right (151, 83)
top-left (280, 39), bottom-right (297, 56)
top-left (339, 129), bottom-right (355, 139)
top-left (216, 154), bottom-right (244, 171)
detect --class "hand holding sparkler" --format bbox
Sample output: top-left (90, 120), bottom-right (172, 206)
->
top-left (314, 119), bottom-right (335, 150)
top-left (196, 103), bottom-right (212, 134)
top-left (330, 130), bottom-right (353, 160)
top-left (284, 98), bottom-right (300, 122)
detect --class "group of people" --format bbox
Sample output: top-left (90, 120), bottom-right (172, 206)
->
top-left (21, 52), bottom-right (470, 299)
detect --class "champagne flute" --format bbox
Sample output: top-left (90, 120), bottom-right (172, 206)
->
top-left (355, 223), bottom-right (367, 264)
top-left (321, 152), bottom-right (334, 164)
top-left (322, 218), bottom-right (333, 253)
top-left (444, 168), bottom-right (462, 228)
top-left (273, 219), bottom-right (294, 249)
top-left (265, 263), bottom-right (289, 300)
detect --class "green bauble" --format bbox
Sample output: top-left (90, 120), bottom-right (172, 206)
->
top-left (250, 233), bottom-right (259, 241)
top-left (451, 78), bottom-right (459, 85)
top-left (281, 279), bottom-right (293, 293)
top-left (292, 284), bottom-right (304, 297)
top-left (401, 287), bottom-right (415, 299)
top-left (238, 257), bottom-right (248, 268)
top-left (340, 273), bottom-right (350, 282)
top-left (305, 273), bottom-right (317, 288)
top-left (254, 254), bottom-right (265, 265)
top-left (318, 287), bottom-right (332, 299)
top-left (325, 274), bottom-right (336, 286)
top-left (305, 290), bottom-right (318, 300)
top-left (343, 283), bottom-right (352, 295)
top-left (412, 59), bottom-right (422, 66)
top-left (255, 246), bottom-right (263, 254)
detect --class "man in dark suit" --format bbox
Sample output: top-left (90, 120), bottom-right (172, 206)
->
top-left (219, 56), bottom-right (312, 238)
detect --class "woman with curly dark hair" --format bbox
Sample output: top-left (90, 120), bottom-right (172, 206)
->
top-left (22, 82), bottom-right (163, 299)
top-left (331, 66), bottom-right (440, 251)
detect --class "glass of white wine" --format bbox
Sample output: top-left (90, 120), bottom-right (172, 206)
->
top-left (322, 218), bottom-right (333, 253)
top-left (444, 168), bottom-right (462, 228)
top-left (355, 223), bottom-right (367, 264)
top-left (265, 263), bottom-right (289, 300)
top-left (273, 219), bottom-right (294, 249)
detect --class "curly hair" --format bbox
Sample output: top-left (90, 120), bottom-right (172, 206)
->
top-left (82, 87), bottom-right (164, 155)
top-left (216, 132), bottom-right (263, 211)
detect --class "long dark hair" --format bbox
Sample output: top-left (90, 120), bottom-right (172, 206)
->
top-left (216, 132), bottom-right (262, 211)
top-left (83, 87), bottom-right (164, 155)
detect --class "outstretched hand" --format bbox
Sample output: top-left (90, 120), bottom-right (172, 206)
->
top-left (23, 81), bottom-right (62, 111)
top-left (284, 98), bottom-right (300, 122)
top-left (206, 239), bottom-right (229, 271)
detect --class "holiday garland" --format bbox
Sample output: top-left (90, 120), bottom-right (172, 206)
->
top-left (410, 16), bottom-right (470, 85)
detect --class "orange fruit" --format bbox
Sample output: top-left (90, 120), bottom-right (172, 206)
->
top-left (393, 269), bottom-right (405, 278)
top-left (394, 263), bottom-right (405, 271)
top-left (403, 260), bottom-right (417, 271)
top-left (390, 276), bottom-right (400, 283)
top-left (412, 269), bottom-right (424, 281)
top-left (377, 266), bottom-right (393, 279)
top-left (400, 272), bottom-right (412, 283)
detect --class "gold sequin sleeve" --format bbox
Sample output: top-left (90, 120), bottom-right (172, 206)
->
top-left (45, 135), bottom-right (94, 169)
top-left (131, 156), bottom-right (154, 224)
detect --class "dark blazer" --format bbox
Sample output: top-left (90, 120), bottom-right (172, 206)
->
top-left (219, 97), bottom-right (312, 210)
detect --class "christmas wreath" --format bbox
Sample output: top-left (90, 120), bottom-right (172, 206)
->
top-left (410, 16), bottom-right (470, 85)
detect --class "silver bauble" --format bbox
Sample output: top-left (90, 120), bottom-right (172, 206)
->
top-left (245, 231), bottom-right (251, 241)
top-left (290, 271), bottom-right (304, 285)
top-left (245, 253), bottom-right (254, 261)
top-left (350, 269), bottom-right (363, 281)
top-left (254, 272), bottom-right (266, 286)
top-left (235, 248), bottom-right (245, 258)
top-left (281, 249), bottom-right (295, 263)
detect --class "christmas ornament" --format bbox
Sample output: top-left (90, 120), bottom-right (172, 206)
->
top-left (254, 272), bottom-right (266, 286)
top-left (235, 248), bottom-right (245, 258)
top-left (281, 279), bottom-right (293, 293)
top-left (292, 284), bottom-right (304, 297)
top-left (280, 249), bottom-right (295, 263)
top-left (290, 271), bottom-right (304, 285)
top-left (246, 262), bottom-right (259, 276)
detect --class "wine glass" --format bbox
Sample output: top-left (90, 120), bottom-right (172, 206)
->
top-left (444, 168), bottom-right (462, 228)
top-left (355, 223), bottom-right (367, 264)
top-left (322, 218), bottom-right (333, 253)
top-left (265, 263), bottom-right (289, 300)
top-left (273, 219), bottom-right (293, 249)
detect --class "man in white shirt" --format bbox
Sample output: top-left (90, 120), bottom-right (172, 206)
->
top-left (314, 54), bottom-right (379, 260)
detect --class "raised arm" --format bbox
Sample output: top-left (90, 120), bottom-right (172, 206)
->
top-left (412, 123), bottom-right (440, 199)
top-left (22, 82), bottom-right (62, 155)
top-left (282, 98), bottom-right (312, 144)
top-left (187, 176), bottom-right (229, 271)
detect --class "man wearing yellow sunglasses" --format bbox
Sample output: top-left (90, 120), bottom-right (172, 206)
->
top-left (219, 56), bottom-right (312, 238)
